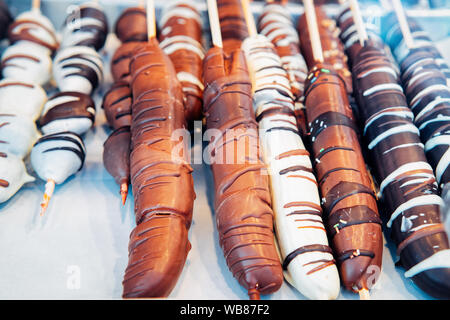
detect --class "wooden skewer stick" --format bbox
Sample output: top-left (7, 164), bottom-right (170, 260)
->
top-left (303, 0), bottom-right (324, 63)
top-left (120, 183), bottom-right (128, 205)
top-left (32, 0), bottom-right (41, 11)
top-left (147, 0), bottom-right (156, 41)
top-left (207, 0), bottom-right (223, 48)
top-left (40, 179), bottom-right (55, 217)
top-left (391, 0), bottom-right (415, 49)
top-left (349, 0), bottom-right (369, 46)
top-left (241, 0), bottom-right (258, 93)
top-left (241, 0), bottom-right (257, 38)
top-left (359, 288), bottom-right (371, 300)
top-left (138, 0), bottom-right (145, 8)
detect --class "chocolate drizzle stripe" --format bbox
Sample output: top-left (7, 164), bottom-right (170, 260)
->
top-left (318, 167), bottom-right (360, 186)
top-left (316, 146), bottom-right (354, 161)
top-left (396, 224), bottom-right (446, 256)
top-left (326, 205), bottom-right (382, 238)
top-left (306, 260), bottom-right (336, 275)
top-left (279, 165), bottom-right (313, 175)
top-left (282, 244), bottom-right (333, 270)
top-left (286, 174), bottom-right (318, 186)
top-left (336, 249), bottom-right (375, 264)
top-left (286, 210), bottom-right (322, 217)
top-left (0, 179), bottom-right (9, 187)
top-left (0, 81), bottom-right (34, 89)
top-left (323, 181), bottom-right (376, 214)
top-left (283, 201), bottom-right (322, 212)
top-left (275, 149), bottom-right (310, 160)
top-left (309, 111), bottom-right (358, 141)
top-left (42, 147), bottom-right (85, 171)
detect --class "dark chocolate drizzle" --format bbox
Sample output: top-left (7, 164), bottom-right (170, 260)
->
top-left (40, 92), bottom-right (95, 127)
top-left (282, 244), bottom-right (333, 270)
top-left (351, 41), bottom-right (450, 298)
top-left (34, 132), bottom-right (86, 171)
top-left (63, 4), bottom-right (108, 51)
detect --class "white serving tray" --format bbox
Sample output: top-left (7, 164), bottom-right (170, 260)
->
top-left (0, 0), bottom-right (449, 300)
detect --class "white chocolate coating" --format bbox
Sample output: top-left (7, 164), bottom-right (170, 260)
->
top-left (40, 93), bottom-right (95, 136)
top-left (0, 153), bottom-right (35, 203)
top-left (0, 79), bottom-right (47, 121)
top-left (30, 132), bottom-right (86, 185)
top-left (242, 35), bottom-right (340, 300)
top-left (258, 3), bottom-right (308, 100)
top-left (9, 9), bottom-right (58, 53)
top-left (53, 46), bottom-right (103, 95)
top-left (0, 114), bottom-right (40, 159)
top-left (60, 2), bottom-right (107, 51)
top-left (1, 41), bottom-right (52, 85)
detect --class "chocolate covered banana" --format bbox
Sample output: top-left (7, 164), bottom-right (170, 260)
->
top-left (122, 39), bottom-right (195, 298)
top-left (202, 45), bottom-right (283, 299)
top-left (352, 43), bottom-right (450, 299)
top-left (257, 2), bottom-right (308, 135)
top-left (242, 34), bottom-right (340, 300)
top-left (158, 0), bottom-right (205, 123)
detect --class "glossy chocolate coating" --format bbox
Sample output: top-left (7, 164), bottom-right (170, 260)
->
top-left (352, 44), bottom-right (450, 299)
top-left (103, 126), bottom-right (130, 188)
top-left (114, 7), bottom-right (147, 43)
top-left (303, 64), bottom-right (383, 292)
top-left (40, 91), bottom-right (96, 134)
top-left (202, 46), bottom-right (283, 298)
top-left (0, 0), bottom-right (12, 40)
top-left (111, 41), bottom-right (142, 84)
top-left (336, 6), bottom-right (385, 66)
top-left (158, 1), bottom-right (204, 123)
top-left (102, 81), bottom-right (132, 129)
top-left (122, 39), bottom-right (195, 298)
top-left (217, 0), bottom-right (249, 54)
top-left (62, 2), bottom-right (108, 51)
top-left (257, 2), bottom-right (309, 137)
top-left (400, 50), bottom-right (450, 189)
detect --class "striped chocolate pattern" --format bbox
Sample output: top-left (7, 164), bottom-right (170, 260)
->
top-left (31, 131), bottom-right (86, 185)
top-left (53, 45), bottom-right (103, 95)
top-left (400, 50), bottom-right (450, 190)
top-left (303, 65), bottom-right (383, 292)
top-left (61, 1), bottom-right (108, 51)
top-left (382, 13), bottom-right (450, 81)
top-left (40, 91), bottom-right (96, 136)
top-left (352, 43), bottom-right (450, 299)
top-left (257, 2), bottom-right (309, 136)
top-left (242, 34), bottom-right (340, 300)
top-left (158, 0), bottom-right (205, 123)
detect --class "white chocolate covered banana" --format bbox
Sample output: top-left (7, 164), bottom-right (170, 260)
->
top-left (0, 79), bottom-right (47, 121)
top-left (0, 114), bottom-right (40, 159)
top-left (242, 35), bottom-right (340, 300)
top-left (53, 46), bottom-right (103, 95)
top-left (0, 152), bottom-right (35, 203)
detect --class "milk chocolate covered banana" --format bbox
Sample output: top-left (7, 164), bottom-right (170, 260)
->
top-left (202, 45), bottom-right (283, 299)
top-left (122, 39), bottom-right (195, 298)
top-left (303, 64), bottom-right (383, 293)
